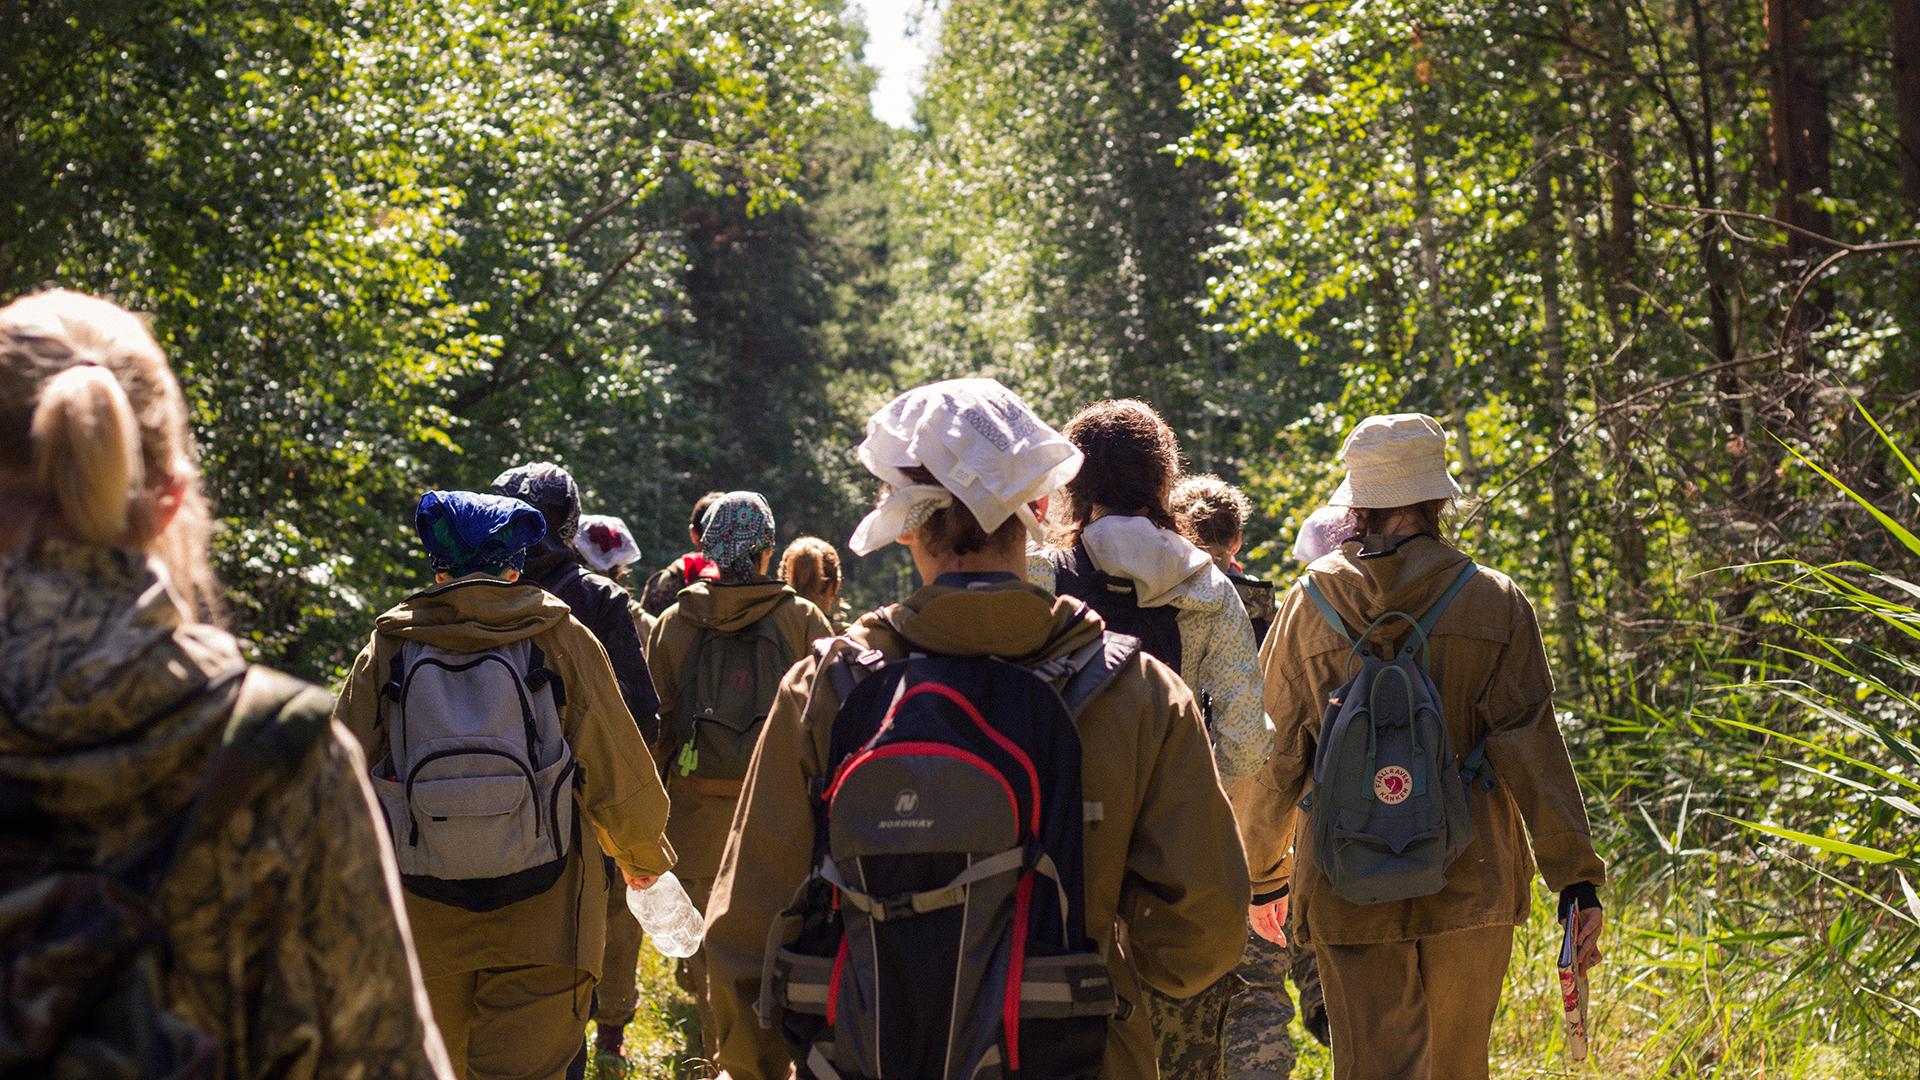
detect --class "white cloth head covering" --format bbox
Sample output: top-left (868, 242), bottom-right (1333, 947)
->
top-left (849, 378), bottom-right (1083, 557)
top-left (571, 513), bottom-right (642, 573)
top-left (1291, 505), bottom-right (1355, 564)
top-left (1328, 413), bottom-right (1463, 509)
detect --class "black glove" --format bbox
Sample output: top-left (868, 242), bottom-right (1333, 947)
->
top-left (1558, 881), bottom-right (1601, 923)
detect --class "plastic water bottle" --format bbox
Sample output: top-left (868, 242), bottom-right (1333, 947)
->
top-left (627, 871), bottom-right (705, 958)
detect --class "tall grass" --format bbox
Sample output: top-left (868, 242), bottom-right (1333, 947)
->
top-left (1541, 404), bottom-right (1920, 1076)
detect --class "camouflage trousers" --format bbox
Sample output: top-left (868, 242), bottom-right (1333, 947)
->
top-left (1143, 971), bottom-right (1234, 1079)
top-left (1145, 929), bottom-right (1300, 1079)
top-left (1224, 930), bottom-right (1298, 1079)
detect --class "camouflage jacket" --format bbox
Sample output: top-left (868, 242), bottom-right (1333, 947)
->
top-left (0, 540), bottom-right (453, 1079)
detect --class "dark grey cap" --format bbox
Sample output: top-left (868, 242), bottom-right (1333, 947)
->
top-left (490, 461), bottom-right (581, 542)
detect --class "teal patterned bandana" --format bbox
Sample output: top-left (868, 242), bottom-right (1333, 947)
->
top-left (699, 491), bottom-right (775, 579)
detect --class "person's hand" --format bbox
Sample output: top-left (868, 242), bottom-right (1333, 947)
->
top-left (1565, 906), bottom-right (1604, 974)
top-left (1249, 894), bottom-right (1289, 947)
top-left (623, 871), bottom-right (657, 891)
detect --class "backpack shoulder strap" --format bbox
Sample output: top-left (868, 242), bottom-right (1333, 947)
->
top-left (1299, 575), bottom-right (1356, 646)
top-left (183, 666), bottom-right (333, 848)
top-left (814, 632), bottom-right (888, 701)
top-left (1057, 631), bottom-right (1141, 719)
top-left (524, 641), bottom-right (566, 707)
top-left (1397, 562), bottom-right (1479, 661)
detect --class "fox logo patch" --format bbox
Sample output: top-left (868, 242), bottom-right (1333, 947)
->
top-left (1373, 765), bottom-right (1412, 804)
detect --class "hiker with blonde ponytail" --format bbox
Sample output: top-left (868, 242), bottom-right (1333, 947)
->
top-left (0, 290), bottom-right (453, 1079)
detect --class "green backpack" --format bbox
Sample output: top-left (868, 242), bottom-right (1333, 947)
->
top-left (673, 619), bottom-right (796, 781)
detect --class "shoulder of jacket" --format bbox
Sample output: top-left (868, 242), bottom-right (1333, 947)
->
top-left (1273, 573), bottom-right (1354, 658)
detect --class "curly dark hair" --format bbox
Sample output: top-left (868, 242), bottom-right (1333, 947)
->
top-left (1055, 399), bottom-right (1183, 547)
top-left (1170, 474), bottom-right (1253, 553)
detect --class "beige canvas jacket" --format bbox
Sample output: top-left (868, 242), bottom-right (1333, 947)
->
top-left (1249, 536), bottom-right (1607, 946)
top-left (333, 576), bottom-right (675, 979)
top-left (701, 577), bottom-right (1251, 1079)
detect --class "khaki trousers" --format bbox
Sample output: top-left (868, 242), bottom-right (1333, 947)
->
top-left (425, 965), bottom-right (596, 1080)
top-left (674, 874), bottom-right (719, 1059)
top-left (595, 869), bottom-right (644, 1029)
top-left (1313, 925), bottom-right (1515, 1080)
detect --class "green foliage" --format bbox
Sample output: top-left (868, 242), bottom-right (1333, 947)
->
top-left (2, 0), bottom-right (887, 678)
top-left (8, 0), bottom-right (1920, 1069)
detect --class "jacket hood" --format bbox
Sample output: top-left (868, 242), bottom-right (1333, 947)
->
top-left (0, 540), bottom-right (244, 832)
top-left (670, 580), bottom-right (800, 633)
top-left (524, 538), bottom-right (585, 582)
top-left (866, 577), bottom-right (1104, 662)
top-left (1079, 515), bottom-right (1220, 608)
top-left (373, 576), bottom-right (572, 649)
top-left (1306, 534), bottom-right (1473, 617)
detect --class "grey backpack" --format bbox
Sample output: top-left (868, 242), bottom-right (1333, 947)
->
top-left (370, 638), bottom-right (577, 912)
top-left (1300, 563), bottom-right (1493, 905)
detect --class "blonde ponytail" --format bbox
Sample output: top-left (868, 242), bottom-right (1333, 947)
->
top-left (3, 290), bottom-right (219, 619)
top-left (31, 364), bottom-right (144, 545)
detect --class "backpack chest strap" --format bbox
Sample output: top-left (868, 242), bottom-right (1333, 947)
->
top-left (819, 844), bottom-right (1068, 925)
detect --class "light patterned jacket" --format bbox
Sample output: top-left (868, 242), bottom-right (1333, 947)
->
top-left (1029, 515), bottom-right (1274, 785)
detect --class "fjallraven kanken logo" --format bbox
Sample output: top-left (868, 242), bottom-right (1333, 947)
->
top-left (370, 637), bottom-right (576, 912)
top-left (1299, 563), bottom-right (1494, 905)
top-left (1373, 766), bottom-right (1413, 805)
top-left (759, 629), bottom-right (1135, 1080)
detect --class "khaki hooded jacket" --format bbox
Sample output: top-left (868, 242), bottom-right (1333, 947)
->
top-left (333, 576), bottom-right (676, 979)
top-left (1249, 536), bottom-right (1607, 945)
top-left (0, 541), bottom-right (452, 1079)
top-left (647, 579), bottom-right (831, 879)
top-left (702, 577), bottom-right (1251, 1080)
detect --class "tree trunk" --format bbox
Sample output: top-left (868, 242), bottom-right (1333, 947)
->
top-left (1895, 0), bottom-right (1920, 208)
top-left (1411, 115), bottom-right (1475, 481)
top-left (1532, 130), bottom-right (1588, 691)
top-left (1767, 0), bottom-right (1835, 391)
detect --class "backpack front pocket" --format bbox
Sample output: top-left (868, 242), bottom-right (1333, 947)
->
top-left (1328, 825), bottom-right (1448, 903)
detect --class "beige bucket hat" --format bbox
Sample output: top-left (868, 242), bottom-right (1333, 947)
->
top-left (1328, 413), bottom-right (1463, 509)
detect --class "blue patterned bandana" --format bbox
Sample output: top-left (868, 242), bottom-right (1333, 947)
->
top-left (699, 491), bottom-right (775, 580)
top-left (417, 490), bottom-right (546, 577)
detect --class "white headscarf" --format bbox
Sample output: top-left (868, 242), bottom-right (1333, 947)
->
top-left (848, 379), bottom-right (1083, 556)
top-left (571, 513), bottom-right (642, 573)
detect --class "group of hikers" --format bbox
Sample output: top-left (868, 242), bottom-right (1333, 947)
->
top-left (0, 289), bottom-right (1605, 1080)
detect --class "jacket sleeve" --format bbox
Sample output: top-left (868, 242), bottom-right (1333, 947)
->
top-left (1246, 586), bottom-right (1320, 897)
top-left (1117, 668), bottom-right (1252, 998)
top-left (329, 634), bottom-right (386, 755)
top-left (590, 582), bottom-right (663, 744)
top-left (705, 655), bottom-right (828, 1080)
top-left (1479, 589), bottom-right (1607, 892)
top-left (1179, 578), bottom-right (1274, 786)
top-left (646, 611), bottom-right (680, 758)
top-left (554, 622), bottom-right (676, 879)
top-left (267, 723), bottom-right (457, 1079)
